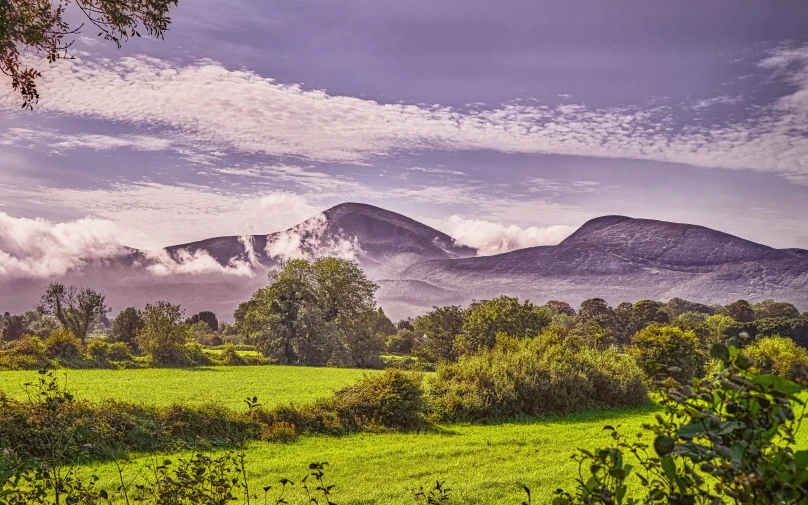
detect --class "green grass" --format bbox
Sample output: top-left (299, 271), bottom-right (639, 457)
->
top-left (0, 365), bottom-right (378, 410)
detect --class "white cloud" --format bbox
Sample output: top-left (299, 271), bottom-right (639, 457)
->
top-left (432, 215), bottom-right (574, 255)
top-left (0, 210), bottom-right (266, 279)
top-left (140, 247), bottom-right (255, 277)
top-left (526, 178), bottom-right (601, 194)
top-left (0, 211), bottom-right (125, 278)
top-left (410, 166), bottom-right (467, 176)
top-left (38, 183), bottom-right (322, 248)
top-left (0, 127), bottom-right (173, 152)
top-left (3, 50), bottom-right (808, 179)
top-left (265, 212), bottom-right (361, 261)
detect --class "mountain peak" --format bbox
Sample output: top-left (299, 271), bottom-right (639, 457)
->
top-left (559, 215), bottom-right (787, 266)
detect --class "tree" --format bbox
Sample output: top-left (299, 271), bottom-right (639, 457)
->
top-left (665, 297), bottom-right (713, 319)
top-left (722, 299), bottom-right (756, 323)
top-left (628, 299), bottom-right (670, 334)
top-left (1, 0), bottom-right (178, 108)
top-left (630, 324), bottom-right (705, 384)
top-left (188, 311), bottom-right (218, 333)
top-left (109, 307), bottom-right (143, 349)
top-left (371, 307), bottom-right (397, 337)
top-left (544, 300), bottom-right (576, 317)
top-left (752, 299), bottom-right (800, 320)
top-left (412, 305), bottom-right (465, 363)
top-left (242, 258), bottom-right (381, 367)
top-left (136, 300), bottom-right (188, 364)
top-left (39, 283), bottom-right (109, 344)
top-left (0, 312), bottom-right (25, 341)
top-left (462, 296), bottom-right (549, 352)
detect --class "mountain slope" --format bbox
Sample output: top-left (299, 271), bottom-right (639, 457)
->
top-left (401, 216), bottom-right (808, 312)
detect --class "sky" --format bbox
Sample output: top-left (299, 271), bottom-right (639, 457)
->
top-left (2, 0), bottom-right (808, 261)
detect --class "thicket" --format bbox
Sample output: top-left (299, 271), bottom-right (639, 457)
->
top-left (428, 333), bottom-right (648, 421)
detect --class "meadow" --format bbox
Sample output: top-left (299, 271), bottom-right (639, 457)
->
top-left (85, 406), bottom-right (662, 504)
top-left (0, 365), bottom-right (378, 409)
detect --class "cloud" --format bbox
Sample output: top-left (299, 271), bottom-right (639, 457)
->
top-left (434, 215), bottom-right (574, 255)
top-left (265, 212), bottom-right (361, 261)
top-left (3, 50), bottom-right (808, 179)
top-left (140, 247), bottom-right (256, 277)
top-left (410, 166), bottom-right (467, 176)
top-left (38, 183), bottom-right (322, 248)
top-left (0, 211), bottom-right (125, 278)
top-left (211, 164), bottom-right (361, 193)
top-left (526, 178), bottom-right (601, 194)
top-left (0, 210), bottom-right (266, 279)
top-left (0, 127), bottom-right (173, 152)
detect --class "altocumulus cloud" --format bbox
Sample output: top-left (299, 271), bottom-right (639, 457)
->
top-left (2, 49), bottom-right (808, 179)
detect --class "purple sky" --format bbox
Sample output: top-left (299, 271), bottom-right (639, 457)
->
top-left (2, 0), bottom-right (808, 261)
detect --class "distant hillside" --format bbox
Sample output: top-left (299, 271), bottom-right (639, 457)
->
top-left (400, 215), bottom-right (808, 313)
top-left (1, 207), bottom-right (806, 320)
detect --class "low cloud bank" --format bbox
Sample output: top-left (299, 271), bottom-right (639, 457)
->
top-left (265, 212), bottom-right (361, 262)
top-left (0, 212), bottom-right (125, 278)
top-left (439, 216), bottom-right (574, 256)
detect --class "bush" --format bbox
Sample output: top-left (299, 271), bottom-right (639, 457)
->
top-left (219, 344), bottom-right (246, 366)
top-left (85, 340), bottom-right (110, 362)
top-left (43, 328), bottom-right (82, 360)
top-left (332, 369), bottom-right (427, 431)
top-left (630, 323), bottom-right (705, 383)
top-left (260, 421), bottom-right (297, 443)
top-left (0, 336), bottom-right (48, 370)
top-left (428, 333), bottom-right (647, 422)
top-left (551, 343), bottom-right (808, 504)
top-left (108, 342), bottom-right (132, 361)
top-left (743, 335), bottom-right (808, 379)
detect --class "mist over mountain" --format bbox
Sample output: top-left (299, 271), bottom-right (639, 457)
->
top-left (1, 204), bottom-right (806, 320)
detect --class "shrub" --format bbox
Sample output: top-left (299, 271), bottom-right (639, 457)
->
top-left (0, 336), bottom-right (48, 370)
top-left (630, 323), bottom-right (705, 383)
top-left (260, 421), bottom-right (298, 443)
top-left (108, 342), bottom-right (132, 361)
top-left (743, 335), bottom-right (808, 379)
top-left (331, 369), bottom-right (427, 431)
top-left (43, 328), bottom-right (82, 360)
top-left (219, 343), bottom-right (246, 366)
top-left (550, 343), bottom-right (808, 504)
top-left (428, 333), bottom-right (647, 422)
top-left (85, 339), bottom-right (110, 362)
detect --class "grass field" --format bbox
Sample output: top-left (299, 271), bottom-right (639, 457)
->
top-left (0, 365), bottom-right (378, 409)
top-left (84, 406), bottom-right (661, 504)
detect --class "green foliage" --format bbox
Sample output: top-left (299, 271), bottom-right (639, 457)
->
top-left (108, 341), bottom-right (132, 361)
top-left (332, 368), bottom-right (427, 431)
top-left (39, 283), bottom-right (109, 343)
top-left (664, 297), bottom-right (713, 319)
top-left (372, 307), bottom-right (397, 337)
top-left (109, 306), bottom-right (143, 349)
top-left (630, 324), bottom-right (705, 383)
top-left (187, 310), bottom-right (219, 332)
top-left (84, 339), bottom-right (110, 364)
top-left (428, 333), bottom-right (647, 421)
top-left (722, 299), bottom-right (756, 323)
top-left (1, 0), bottom-right (179, 108)
top-left (551, 343), bottom-right (808, 504)
top-left (744, 335), bottom-right (808, 379)
top-left (413, 305), bottom-right (465, 363)
top-left (461, 296), bottom-right (550, 353)
top-left (43, 328), bottom-right (82, 361)
top-left (136, 300), bottom-right (190, 365)
top-left (752, 299), bottom-right (801, 320)
top-left (0, 313), bottom-right (25, 341)
top-left (544, 300), bottom-right (576, 317)
top-left (243, 258), bottom-right (381, 367)
top-left (219, 343), bottom-right (246, 366)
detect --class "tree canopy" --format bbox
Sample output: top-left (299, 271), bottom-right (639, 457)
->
top-left (1, 0), bottom-right (178, 108)
top-left (39, 282), bottom-right (108, 343)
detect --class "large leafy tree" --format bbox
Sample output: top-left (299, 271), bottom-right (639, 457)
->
top-left (752, 299), bottom-right (800, 320)
top-left (0, 312), bottom-right (25, 341)
top-left (1, 0), bottom-right (178, 108)
top-left (135, 300), bottom-right (187, 363)
top-left (412, 305), bottom-right (465, 363)
top-left (109, 306), bottom-right (143, 349)
top-left (242, 258), bottom-right (381, 367)
top-left (39, 282), bottom-right (109, 343)
top-left (462, 296), bottom-right (549, 351)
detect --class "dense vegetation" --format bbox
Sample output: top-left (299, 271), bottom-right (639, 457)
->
top-left (2, 343), bottom-right (807, 503)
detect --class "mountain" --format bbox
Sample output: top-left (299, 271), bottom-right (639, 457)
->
top-left (1, 207), bottom-right (807, 321)
top-left (400, 215), bottom-right (808, 313)
top-left (164, 202), bottom-right (475, 277)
